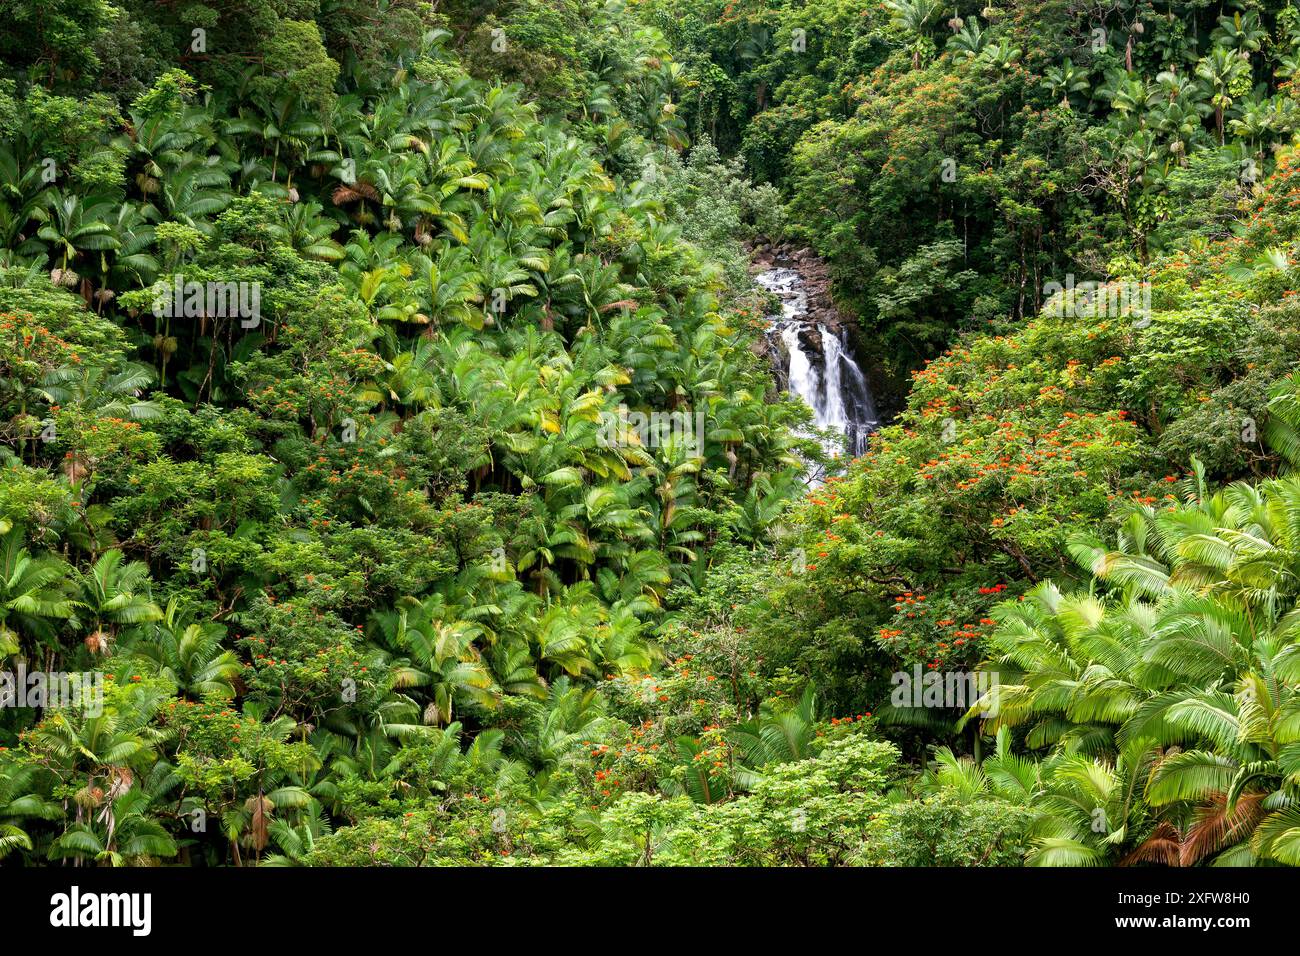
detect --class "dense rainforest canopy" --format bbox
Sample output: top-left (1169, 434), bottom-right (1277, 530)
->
top-left (2, 0), bottom-right (1300, 868)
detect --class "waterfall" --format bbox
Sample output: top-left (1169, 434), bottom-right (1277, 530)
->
top-left (756, 265), bottom-right (878, 473)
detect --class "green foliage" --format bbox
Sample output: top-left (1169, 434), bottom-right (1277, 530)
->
top-left (0, 0), bottom-right (818, 868)
top-left (645, 0), bottom-right (1300, 366)
top-left (4, 0), bottom-right (1300, 870)
top-left (869, 791), bottom-right (1035, 866)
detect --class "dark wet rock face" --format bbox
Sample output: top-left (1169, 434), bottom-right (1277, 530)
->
top-left (796, 324), bottom-right (823, 359)
top-left (750, 243), bottom-right (850, 335)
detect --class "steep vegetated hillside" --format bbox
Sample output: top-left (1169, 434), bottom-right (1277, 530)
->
top-left (2, 0), bottom-right (1300, 867)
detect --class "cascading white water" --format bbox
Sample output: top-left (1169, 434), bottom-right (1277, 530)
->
top-left (756, 266), bottom-right (878, 473)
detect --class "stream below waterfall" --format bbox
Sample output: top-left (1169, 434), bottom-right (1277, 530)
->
top-left (755, 265), bottom-right (878, 474)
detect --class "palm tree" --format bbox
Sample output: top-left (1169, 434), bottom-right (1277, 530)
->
top-left (225, 92), bottom-right (327, 186)
top-left (1211, 11), bottom-right (1267, 64)
top-left (885, 0), bottom-right (941, 69)
top-left (1138, 633), bottom-right (1300, 865)
top-left (973, 469), bottom-right (1300, 863)
top-left (1150, 95), bottom-right (1209, 165)
top-left (133, 598), bottom-right (240, 698)
top-left (0, 146), bottom-right (52, 255)
top-left (511, 676), bottom-right (607, 770)
top-left (47, 785), bottom-right (177, 866)
top-left (40, 361), bottom-right (161, 424)
top-left (732, 687), bottom-right (820, 770)
top-left (0, 759), bottom-right (61, 861)
top-left (0, 529), bottom-right (74, 659)
top-left (368, 340), bottom-right (441, 415)
top-left (978, 40), bottom-right (1022, 73)
top-left (34, 192), bottom-right (120, 283)
top-left (261, 801), bottom-right (332, 866)
top-left (99, 201), bottom-right (160, 306)
top-left (228, 783), bottom-right (314, 862)
top-left (917, 729), bottom-right (1157, 865)
top-left (418, 246), bottom-right (486, 328)
top-left (1228, 93), bottom-right (1275, 152)
top-left (270, 201), bottom-right (345, 261)
top-left (946, 17), bottom-right (987, 59)
top-left (27, 681), bottom-right (168, 860)
top-left (1196, 47), bottom-right (1251, 144)
top-left (1098, 70), bottom-right (1152, 121)
top-left (71, 550), bottom-right (164, 655)
top-left (1263, 371), bottom-right (1300, 469)
top-left (369, 595), bottom-right (499, 726)
top-left (140, 154), bottom-right (233, 235)
top-left (1043, 58), bottom-right (1089, 107)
